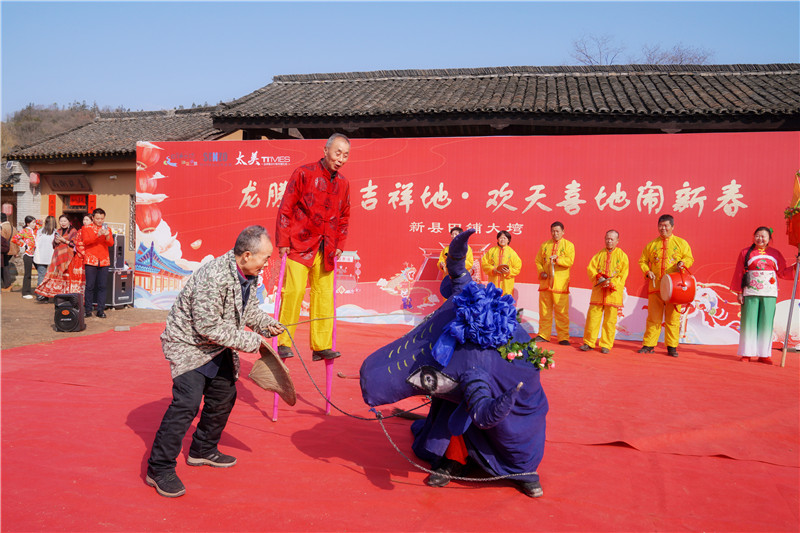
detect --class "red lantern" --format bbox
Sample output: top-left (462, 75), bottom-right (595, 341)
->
top-left (137, 172), bottom-right (158, 194)
top-left (29, 172), bottom-right (40, 186)
top-left (136, 142), bottom-right (164, 170)
top-left (136, 204), bottom-right (162, 233)
top-left (1, 203), bottom-right (13, 216)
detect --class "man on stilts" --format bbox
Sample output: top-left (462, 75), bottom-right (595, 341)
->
top-left (275, 133), bottom-right (351, 361)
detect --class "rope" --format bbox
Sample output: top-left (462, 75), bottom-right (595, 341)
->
top-left (273, 318), bottom-right (541, 482)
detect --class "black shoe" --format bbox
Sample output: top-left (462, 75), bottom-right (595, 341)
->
top-left (600, 348), bottom-right (610, 354)
top-left (579, 344), bottom-right (592, 351)
top-left (667, 346), bottom-right (678, 357)
top-left (187, 450), bottom-right (237, 468)
top-left (96, 311), bottom-right (107, 318)
top-left (312, 349), bottom-right (341, 362)
top-left (36, 295), bottom-right (47, 302)
top-left (146, 470), bottom-right (186, 498)
top-left (558, 340), bottom-right (570, 346)
top-left (277, 345), bottom-right (293, 359)
top-left (533, 336), bottom-right (548, 343)
top-left (637, 346), bottom-right (655, 354)
top-left (516, 480), bottom-right (544, 498)
top-left (425, 458), bottom-right (464, 488)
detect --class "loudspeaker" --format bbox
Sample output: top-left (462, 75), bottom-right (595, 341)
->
top-left (54, 293), bottom-right (85, 332)
top-left (106, 269), bottom-right (134, 308)
top-left (108, 234), bottom-right (125, 270)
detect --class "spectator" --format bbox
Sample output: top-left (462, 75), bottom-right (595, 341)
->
top-left (35, 214), bottom-right (86, 299)
top-left (33, 216), bottom-right (56, 301)
top-left (80, 208), bottom-right (114, 318)
top-left (11, 216), bottom-right (42, 299)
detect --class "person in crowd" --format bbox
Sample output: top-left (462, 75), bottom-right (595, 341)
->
top-left (33, 216), bottom-right (56, 301)
top-left (480, 230), bottom-right (522, 297)
top-left (730, 226), bottom-right (797, 364)
top-left (580, 230), bottom-right (629, 354)
top-left (35, 214), bottom-right (86, 299)
top-left (81, 208), bottom-right (114, 318)
top-left (146, 225), bottom-right (284, 498)
top-left (82, 214), bottom-right (92, 228)
top-left (275, 133), bottom-right (351, 361)
top-left (438, 226), bottom-right (474, 278)
top-left (638, 214), bottom-right (694, 357)
top-left (535, 221), bottom-right (575, 345)
top-left (1, 213), bottom-right (18, 292)
top-left (11, 216), bottom-right (42, 299)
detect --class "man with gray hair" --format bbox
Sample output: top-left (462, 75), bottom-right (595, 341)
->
top-left (146, 225), bottom-right (284, 498)
top-left (275, 133), bottom-right (351, 361)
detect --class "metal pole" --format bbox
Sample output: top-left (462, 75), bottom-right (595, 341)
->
top-left (271, 255), bottom-right (287, 420)
top-left (780, 248), bottom-right (800, 368)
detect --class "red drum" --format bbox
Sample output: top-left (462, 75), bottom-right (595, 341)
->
top-left (660, 270), bottom-right (696, 305)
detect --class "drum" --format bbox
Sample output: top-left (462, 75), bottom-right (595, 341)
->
top-left (660, 270), bottom-right (696, 305)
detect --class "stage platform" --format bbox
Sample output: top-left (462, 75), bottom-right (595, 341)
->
top-left (2, 321), bottom-right (798, 532)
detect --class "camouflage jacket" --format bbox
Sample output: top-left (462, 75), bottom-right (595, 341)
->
top-left (160, 250), bottom-right (279, 379)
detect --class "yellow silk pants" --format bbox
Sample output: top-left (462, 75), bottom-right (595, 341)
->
top-left (538, 291), bottom-right (570, 342)
top-left (583, 305), bottom-right (619, 349)
top-left (642, 292), bottom-right (682, 348)
top-left (277, 252), bottom-right (334, 352)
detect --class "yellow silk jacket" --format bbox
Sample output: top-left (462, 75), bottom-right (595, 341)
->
top-left (638, 235), bottom-right (694, 294)
top-left (535, 238), bottom-right (575, 294)
top-left (587, 247), bottom-right (629, 307)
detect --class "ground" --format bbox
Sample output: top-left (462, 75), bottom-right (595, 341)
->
top-left (1, 289), bottom-right (168, 349)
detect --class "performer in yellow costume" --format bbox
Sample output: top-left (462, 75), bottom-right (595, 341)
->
top-left (580, 230), bottom-right (629, 353)
top-left (438, 226), bottom-right (474, 277)
top-left (535, 222), bottom-right (575, 345)
top-left (480, 230), bottom-right (521, 297)
top-left (638, 214), bottom-right (694, 357)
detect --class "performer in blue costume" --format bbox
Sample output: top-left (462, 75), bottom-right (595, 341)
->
top-left (360, 229), bottom-right (548, 498)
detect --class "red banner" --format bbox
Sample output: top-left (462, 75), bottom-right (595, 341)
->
top-left (134, 133), bottom-right (800, 346)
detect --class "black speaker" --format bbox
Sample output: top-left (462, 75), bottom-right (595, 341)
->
top-left (108, 234), bottom-right (125, 270)
top-left (106, 269), bottom-right (134, 308)
top-left (54, 293), bottom-right (85, 332)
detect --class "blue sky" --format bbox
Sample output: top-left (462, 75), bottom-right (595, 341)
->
top-left (1, 1), bottom-right (798, 118)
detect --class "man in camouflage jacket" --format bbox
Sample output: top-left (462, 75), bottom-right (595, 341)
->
top-left (146, 226), bottom-right (283, 498)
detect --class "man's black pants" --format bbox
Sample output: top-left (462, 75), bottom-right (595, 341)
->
top-left (84, 264), bottom-right (109, 313)
top-left (147, 355), bottom-right (237, 475)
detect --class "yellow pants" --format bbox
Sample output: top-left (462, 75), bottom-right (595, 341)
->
top-left (538, 291), bottom-right (570, 342)
top-left (642, 292), bottom-right (682, 347)
top-left (277, 252), bottom-right (335, 351)
top-left (583, 305), bottom-right (619, 349)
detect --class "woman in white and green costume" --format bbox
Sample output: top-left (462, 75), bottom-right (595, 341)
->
top-left (730, 227), bottom-right (796, 364)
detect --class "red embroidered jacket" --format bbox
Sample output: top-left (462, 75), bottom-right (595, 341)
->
top-left (276, 159), bottom-right (350, 271)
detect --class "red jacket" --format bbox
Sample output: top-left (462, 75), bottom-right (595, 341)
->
top-left (276, 159), bottom-right (350, 271)
top-left (80, 225), bottom-right (114, 267)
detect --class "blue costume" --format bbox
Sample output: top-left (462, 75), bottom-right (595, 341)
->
top-left (359, 229), bottom-right (549, 497)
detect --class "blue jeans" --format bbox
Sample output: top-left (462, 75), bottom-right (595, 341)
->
top-left (36, 263), bottom-right (48, 286)
top-left (84, 265), bottom-right (109, 313)
top-left (147, 352), bottom-right (237, 475)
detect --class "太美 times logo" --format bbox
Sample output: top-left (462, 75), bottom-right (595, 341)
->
top-left (234, 151), bottom-right (292, 167)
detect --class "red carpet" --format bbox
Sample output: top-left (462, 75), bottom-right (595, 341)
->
top-left (2, 322), bottom-right (798, 532)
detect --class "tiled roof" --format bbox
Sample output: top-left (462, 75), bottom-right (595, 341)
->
top-left (214, 64), bottom-right (800, 121)
top-left (10, 108), bottom-right (225, 161)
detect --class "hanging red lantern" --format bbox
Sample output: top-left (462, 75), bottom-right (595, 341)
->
top-left (136, 142), bottom-right (164, 170)
top-left (29, 172), bottom-right (40, 186)
top-left (136, 204), bottom-right (162, 233)
top-left (137, 172), bottom-right (158, 194)
top-left (1, 203), bottom-right (13, 216)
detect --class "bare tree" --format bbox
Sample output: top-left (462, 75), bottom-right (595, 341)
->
top-left (571, 34), bottom-right (714, 66)
top-left (571, 34), bottom-right (626, 66)
top-left (641, 43), bottom-right (713, 65)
